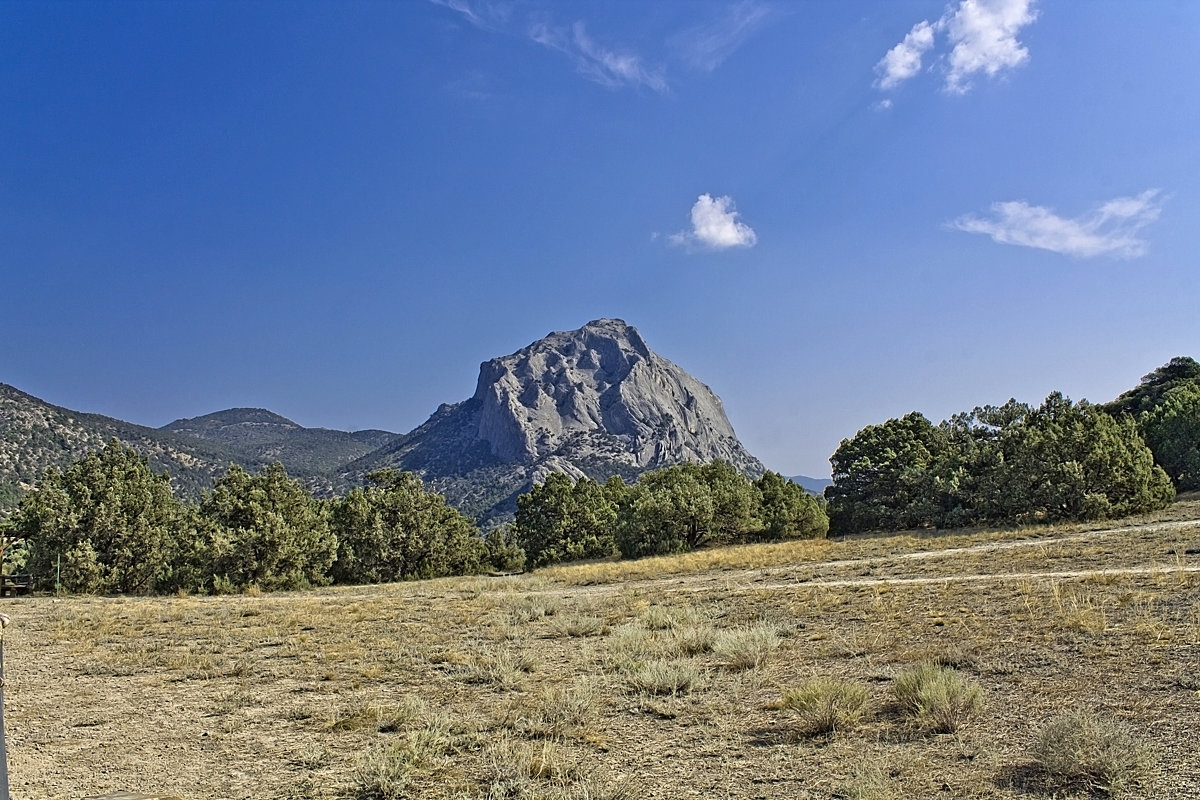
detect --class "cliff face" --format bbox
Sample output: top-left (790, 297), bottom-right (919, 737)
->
top-left (345, 319), bottom-right (764, 522)
top-left (472, 318), bottom-right (759, 471)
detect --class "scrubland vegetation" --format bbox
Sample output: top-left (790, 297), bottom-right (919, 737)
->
top-left (4, 498), bottom-right (1198, 798)
top-left (0, 443), bottom-right (826, 596)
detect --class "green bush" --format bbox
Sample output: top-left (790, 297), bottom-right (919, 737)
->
top-left (755, 471), bottom-right (828, 540)
top-left (827, 393), bottom-right (1174, 534)
top-left (19, 439), bottom-right (185, 594)
top-left (199, 462), bottom-right (336, 591)
top-left (330, 469), bottom-right (483, 584)
top-left (515, 473), bottom-right (616, 568)
top-left (614, 462), bottom-right (760, 558)
top-left (484, 524), bottom-right (527, 573)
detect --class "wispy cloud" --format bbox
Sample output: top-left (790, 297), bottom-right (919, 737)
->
top-left (670, 194), bottom-right (758, 250)
top-left (430, 3), bottom-right (764, 93)
top-left (445, 70), bottom-right (497, 101)
top-left (875, 0), bottom-right (1038, 97)
top-left (951, 190), bottom-right (1165, 259)
top-left (530, 21), bottom-right (668, 92)
top-left (429, 0), bottom-right (511, 31)
top-left (671, 1), bottom-right (771, 73)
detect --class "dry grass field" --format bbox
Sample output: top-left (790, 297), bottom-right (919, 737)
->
top-left (3, 498), bottom-right (1199, 800)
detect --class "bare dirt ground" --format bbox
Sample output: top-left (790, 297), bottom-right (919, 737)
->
top-left (2, 501), bottom-right (1199, 800)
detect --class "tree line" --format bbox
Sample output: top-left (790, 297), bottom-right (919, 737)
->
top-left (824, 356), bottom-right (1200, 535)
top-left (1103, 356), bottom-right (1200, 493)
top-left (512, 463), bottom-right (828, 569)
top-left (3, 441), bottom-right (495, 594)
top-left (5, 356), bottom-right (1196, 591)
top-left (1, 440), bottom-right (826, 595)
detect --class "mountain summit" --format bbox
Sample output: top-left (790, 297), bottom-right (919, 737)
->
top-left (344, 318), bottom-right (764, 522)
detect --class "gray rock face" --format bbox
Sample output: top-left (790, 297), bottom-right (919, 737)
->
top-left (345, 319), bottom-right (764, 522)
top-left (474, 318), bottom-right (760, 471)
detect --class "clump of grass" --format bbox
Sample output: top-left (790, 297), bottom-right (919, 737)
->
top-left (892, 662), bottom-right (983, 733)
top-left (509, 680), bottom-right (600, 741)
top-left (624, 658), bottom-right (703, 696)
top-left (1030, 711), bottom-right (1152, 796)
top-left (712, 622), bottom-right (781, 670)
top-left (666, 625), bottom-right (716, 657)
top-left (931, 645), bottom-right (979, 672)
top-left (545, 613), bottom-right (607, 638)
top-left (604, 623), bottom-right (658, 667)
top-left (640, 604), bottom-right (703, 631)
top-left (488, 736), bottom-right (579, 784)
top-left (639, 605), bottom-right (676, 631)
top-left (507, 595), bottom-right (561, 624)
top-left (464, 648), bottom-right (538, 691)
top-left (322, 696), bottom-right (425, 733)
top-left (289, 743), bottom-right (327, 770)
top-left (779, 677), bottom-right (871, 736)
top-left (836, 761), bottom-right (894, 800)
top-left (484, 737), bottom-right (638, 800)
top-left (351, 715), bottom-right (455, 800)
top-left (1053, 585), bottom-right (1109, 634)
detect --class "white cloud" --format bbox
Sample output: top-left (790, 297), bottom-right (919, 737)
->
top-left (670, 194), bottom-right (758, 250)
top-left (874, 0), bottom-right (1038, 96)
top-left (671, 1), bottom-right (771, 73)
top-left (530, 21), bottom-right (668, 92)
top-left (942, 0), bottom-right (1038, 94)
top-left (875, 20), bottom-right (936, 91)
top-left (951, 190), bottom-right (1165, 259)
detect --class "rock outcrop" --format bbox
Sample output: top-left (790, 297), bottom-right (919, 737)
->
top-left (344, 319), bottom-right (764, 522)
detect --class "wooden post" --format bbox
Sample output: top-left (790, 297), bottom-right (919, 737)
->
top-left (0, 613), bottom-right (10, 800)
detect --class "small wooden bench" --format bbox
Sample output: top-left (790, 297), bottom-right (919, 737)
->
top-left (0, 574), bottom-right (31, 598)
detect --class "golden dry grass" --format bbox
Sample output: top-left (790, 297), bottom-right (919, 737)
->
top-left (2, 499), bottom-right (1198, 798)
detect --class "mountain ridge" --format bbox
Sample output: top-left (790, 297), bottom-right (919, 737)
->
top-left (0, 383), bottom-right (267, 507)
top-left (2, 319), bottom-right (769, 521)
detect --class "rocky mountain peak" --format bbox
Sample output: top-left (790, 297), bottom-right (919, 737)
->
top-left (347, 319), bottom-right (764, 522)
top-left (472, 318), bottom-right (754, 470)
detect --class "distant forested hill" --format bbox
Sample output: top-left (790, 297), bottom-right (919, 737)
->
top-left (0, 383), bottom-right (264, 509)
top-left (161, 408), bottom-right (399, 477)
top-left (786, 474), bottom-right (832, 495)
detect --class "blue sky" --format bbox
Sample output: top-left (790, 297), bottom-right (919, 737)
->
top-left (2, 0), bottom-right (1197, 478)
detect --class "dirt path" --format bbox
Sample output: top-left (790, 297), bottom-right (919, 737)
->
top-left (542, 517), bottom-right (1200, 599)
top-left (708, 563), bottom-right (1200, 591)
